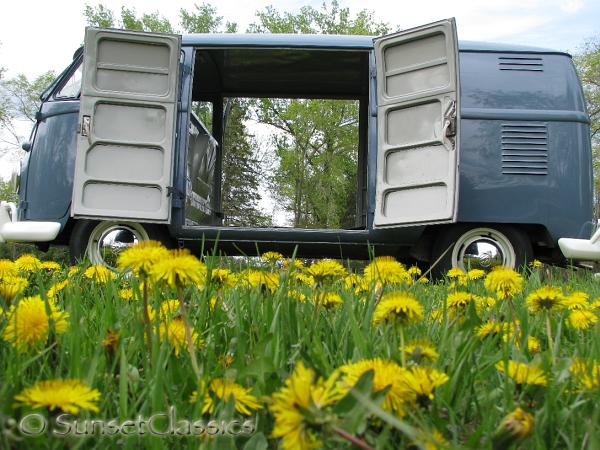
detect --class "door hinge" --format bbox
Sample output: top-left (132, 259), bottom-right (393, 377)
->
top-left (167, 186), bottom-right (185, 209)
top-left (369, 66), bottom-right (377, 79)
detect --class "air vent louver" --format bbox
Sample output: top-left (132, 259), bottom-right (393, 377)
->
top-left (501, 122), bottom-right (548, 175)
top-left (498, 56), bottom-right (544, 72)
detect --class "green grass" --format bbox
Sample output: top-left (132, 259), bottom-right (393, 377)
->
top-left (1, 258), bottom-right (600, 449)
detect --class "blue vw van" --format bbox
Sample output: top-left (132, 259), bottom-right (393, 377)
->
top-left (0, 19), bottom-right (593, 274)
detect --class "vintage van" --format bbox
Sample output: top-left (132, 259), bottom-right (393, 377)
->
top-left (0, 19), bottom-right (594, 274)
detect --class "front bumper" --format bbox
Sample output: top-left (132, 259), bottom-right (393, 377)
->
top-left (0, 201), bottom-right (61, 243)
top-left (558, 227), bottom-right (600, 261)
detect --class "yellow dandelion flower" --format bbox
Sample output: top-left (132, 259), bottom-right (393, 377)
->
top-left (261, 251), bottom-right (284, 264)
top-left (190, 378), bottom-right (262, 415)
top-left (306, 259), bottom-right (346, 281)
top-left (343, 273), bottom-right (362, 289)
top-left (102, 329), bottom-right (120, 354)
top-left (15, 254), bottom-right (42, 273)
top-left (527, 336), bottom-right (542, 353)
top-left (14, 379), bottom-right (101, 414)
top-left (475, 320), bottom-right (511, 339)
top-left (412, 429), bottom-right (449, 450)
top-left (67, 266), bottom-right (79, 277)
top-left (288, 289), bottom-right (307, 302)
top-left (403, 340), bottom-right (439, 364)
top-left (447, 291), bottom-right (476, 310)
top-left (525, 286), bottom-right (566, 313)
top-left (158, 317), bottom-right (202, 357)
top-left (372, 291), bottom-right (424, 326)
top-left (119, 288), bottom-right (134, 301)
top-left (40, 261), bottom-right (61, 273)
top-left (83, 265), bottom-right (115, 283)
top-left (315, 291), bottom-right (343, 308)
top-left (495, 360), bottom-right (547, 387)
top-left (467, 269), bottom-right (486, 280)
top-left (245, 270), bottom-right (279, 293)
top-left (283, 259), bottom-right (305, 270)
top-left (401, 366), bottom-right (449, 406)
top-left (566, 309), bottom-right (598, 330)
top-left (447, 267), bottom-right (466, 278)
top-left (484, 268), bottom-right (523, 299)
top-left (292, 272), bottom-right (315, 287)
top-left (210, 268), bottom-right (237, 288)
top-left (493, 407), bottom-right (534, 448)
top-left (47, 280), bottom-right (69, 300)
top-left (408, 266), bottom-right (422, 277)
top-left (529, 259), bottom-right (543, 268)
top-left (271, 361), bottom-right (342, 450)
top-left (474, 295), bottom-right (497, 314)
top-left (570, 357), bottom-right (600, 391)
top-left (337, 358), bottom-right (414, 416)
top-left (591, 298), bottom-right (600, 311)
top-left (0, 275), bottom-right (28, 301)
top-left (564, 291), bottom-right (590, 310)
top-left (3, 296), bottom-right (69, 351)
top-left (151, 249), bottom-right (207, 288)
top-left (363, 256), bottom-right (411, 286)
top-left (117, 240), bottom-right (169, 276)
top-left (159, 299), bottom-right (180, 319)
top-left (0, 259), bottom-right (18, 279)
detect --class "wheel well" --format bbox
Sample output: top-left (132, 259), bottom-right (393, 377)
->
top-left (411, 223), bottom-right (554, 263)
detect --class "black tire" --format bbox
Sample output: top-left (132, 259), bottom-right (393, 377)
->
top-left (69, 220), bottom-right (175, 267)
top-left (430, 225), bottom-right (533, 278)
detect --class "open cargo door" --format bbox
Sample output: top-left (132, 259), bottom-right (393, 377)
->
top-left (373, 18), bottom-right (460, 227)
top-left (72, 27), bottom-right (181, 222)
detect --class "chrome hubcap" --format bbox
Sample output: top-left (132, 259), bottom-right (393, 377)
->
top-left (462, 239), bottom-right (504, 270)
top-left (89, 223), bottom-right (147, 269)
top-left (452, 228), bottom-right (516, 272)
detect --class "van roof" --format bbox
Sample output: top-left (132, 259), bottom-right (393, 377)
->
top-left (180, 33), bottom-right (571, 56)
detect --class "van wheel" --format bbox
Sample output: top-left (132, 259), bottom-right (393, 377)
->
top-left (69, 220), bottom-right (173, 269)
top-left (430, 225), bottom-right (533, 278)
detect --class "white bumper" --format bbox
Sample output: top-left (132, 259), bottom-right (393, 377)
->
top-left (0, 201), bottom-right (61, 243)
top-left (558, 227), bottom-right (600, 261)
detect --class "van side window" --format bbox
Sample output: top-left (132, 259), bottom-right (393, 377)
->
top-left (55, 63), bottom-right (83, 99)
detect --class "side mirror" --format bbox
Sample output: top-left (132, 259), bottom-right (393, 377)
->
top-left (21, 142), bottom-right (31, 152)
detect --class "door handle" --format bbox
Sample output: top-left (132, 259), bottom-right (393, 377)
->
top-left (81, 115), bottom-right (91, 145)
top-left (442, 100), bottom-right (456, 149)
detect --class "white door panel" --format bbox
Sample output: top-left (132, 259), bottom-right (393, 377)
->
top-left (374, 19), bottom-right (460, 227)
top-left (72, 28), bottom-right (181, 222)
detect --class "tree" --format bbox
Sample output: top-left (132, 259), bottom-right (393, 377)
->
top-left (249, 1), bottom-right (391, 228)
top-left (574, 37), bottom-right (600, 217)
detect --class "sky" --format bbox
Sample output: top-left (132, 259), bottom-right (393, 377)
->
top-left (0, 0), bottom-right (598, 181)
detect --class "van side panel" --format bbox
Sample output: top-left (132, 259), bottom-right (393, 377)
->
top-left (457, 51), bottom-right (593, 241)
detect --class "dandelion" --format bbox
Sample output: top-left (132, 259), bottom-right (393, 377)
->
top-left (158, 317), bottom-right (202, 358)
top-left (292, 272), bottom-right (315, 287)
top-left (314, 291), bottom-right (343, 308)
top-left (566, 309), bottom-right (598, 330)
top-left (47, 280), bottom-right (69, 300)
top-left (337, 358), bottom-right (413, 416)
top-left (245, 270), bottom-right (279, 293)
top-left (372, 291), bottom-right (424, 326)
top-left (14, 379), bottom-right (101, 414)
top-left (0, 259), bottom-right (17, 279)
top-left (102, 329), bottom-right (120, 355)
top-left (261, 251), bottom-right (284, 264)
top-left (83, 265), bottom-right (115, 284)
top-left (40, 261), bottom-right (61, 273)
top-left (403, 340), bottom-right (439, 364)
top-left (14, 254), bottom-right (42, 273)
top-left (527, 336), bottom-right (542, 353)
top-left (271, 361), bottom-right (342, 450)
top-left (158, 299), bottom-right (180, 319)
top-left (564, 291), bottom-right (590, 310)
top-left (446, 291), bottom-right (476, 315)
top-left (343, 273), bottom-right (362, 289)
top-left (288, 290), bottom-right (307, 302)
top-left (525, 286), bottom-right (566, 313)
top-left (492, 407), bottom-right (534, 449)
top-left (529, 259), bottom-right (543, 268)
top-left (3, 296), bottom-right (69, 351)
top-left (363, 256), bottom-right (411, 287)
top-left (475, 320), bottom-right (515, 339)
top-left (495, 360), bottom-right (547, 387)
top-left (150, 249), bottom-right (206, 288)
top-left (484, 268), bottom-right (523, 299)
top-left (283, 259), bottom-right (305, 271)
top-left (67, 266), bottom-right (79, 277)
top-left (447, 267), bottom-right (466, 279)
top-left (412, 429), bottom-right (449, 450)
top-left (119, 288), bottom-right (134, 301)
top-left (474, 295), bottom-right (497, 314)
top-left (401, 367), bottom-right (449, 407)
top-left (306, 259), bottom-right (346, 281)
top-left (210, 268), bottom-right (237, 288)
top-left (569, 357), bottom-right (600, 391)
top-left (467, 269), bottom-right (486, 280)
top-left (117, 240), bottom-right (170, 276)
top-left (407, 266), bottom-right (422, 277)
top-left (190, 378), bottom-right (262, 415)
top-left (0, 276), bottom-right (28, 301)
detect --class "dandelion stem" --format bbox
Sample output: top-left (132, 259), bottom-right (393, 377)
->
top-left (177, 285), bottom-right (202, 380)
top-left (399, 325), bottom-right (406, 367)
top-left (332, 425), bottom-right (375, 450)
top-left (545, 313), bottom-right (554, 357)
top-left (141, 279), bottom-right (152, 354)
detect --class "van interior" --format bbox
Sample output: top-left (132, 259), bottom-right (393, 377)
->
top-left (185, 47), bottom-right (370, 230)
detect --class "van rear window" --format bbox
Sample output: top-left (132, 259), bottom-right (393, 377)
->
top-left (55, 63), bottom-right (82, 99)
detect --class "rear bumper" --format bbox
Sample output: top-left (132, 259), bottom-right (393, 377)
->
top-left (0, 201), bottom-right (61, 243)
top-left (558, 227), bottom-right (600, 261)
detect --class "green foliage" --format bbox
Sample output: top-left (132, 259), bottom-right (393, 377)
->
top-left (83, 4), bottom-right (115, 28)
top-left (180, 3), bottom-right (224, 33)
